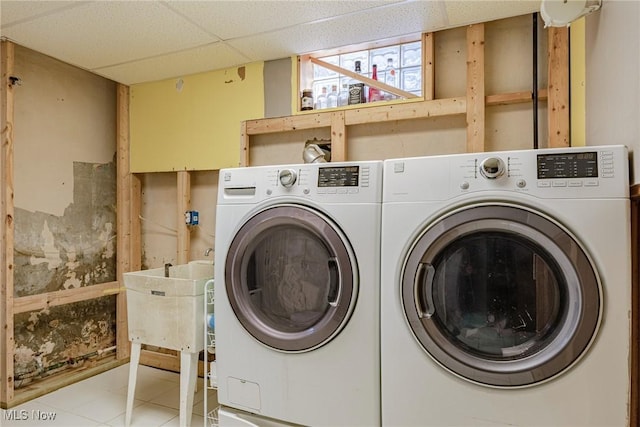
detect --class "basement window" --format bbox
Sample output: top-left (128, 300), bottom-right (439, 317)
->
top-left (298, 38), bottom-right (423, 112)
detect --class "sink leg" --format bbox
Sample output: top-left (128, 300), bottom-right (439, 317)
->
top-left (125, 342), bottom-right (141, 427)
top-left (180, 351), bottom-right (198, 427)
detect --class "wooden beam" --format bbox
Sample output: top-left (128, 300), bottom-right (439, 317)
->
top-left (344, 97), bottom-right (465, 126)
top-left (309, 57), bottom-right (419, 99)
top-left (423, 33), bottom-right (435, 101)
top-left (116, 83), bottom-right (133, 360)
top-left (177, 171), bottom-right (191, 264)
top-left (466, 23), bottom-right (485, 153)
top-left (13, 281), bottom-right (120, 314)
top-left (330, 111), bottom-right (346, 162)
top-left (547, 26), bottom-right (570, 148)
top-left (240, 121), bottom-right (249, 167)
top-left (246, 113), bottom-right (332, 135)
top-left (1, 39), bottom-right (16, 406)
top-left (486, 89), bottom-right (548, 106)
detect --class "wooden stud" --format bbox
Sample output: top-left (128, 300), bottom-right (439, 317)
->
top-left (116, 83), bottom-right (133, 361)
top-left (423, 33), bottom-right (435, 101)
top-left (177, 171), bottom-right (191, 265)
top-left (1, 39), bottom-right (16, 407)
top-left (547, 27), bottom-right (570, 148)
top-left (466, 24), bottom-right (485, 153)
top-left (330, 111), bottom-right (347, 162)
top-left (13, 281), bottom-right (119, 314)
top-left (240, 121), bottom-right (249, 167)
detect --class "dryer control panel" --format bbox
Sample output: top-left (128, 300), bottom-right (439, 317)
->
top-left (219, 161), bottom-right (383, 205)
top-left (384, 145), bottom-right (629, 202)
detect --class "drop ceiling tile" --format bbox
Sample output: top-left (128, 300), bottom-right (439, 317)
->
top-left (444, 0), bottom-right (540, 27)
top-left (228, 1), bottom-right (448, 61)
top-left (165, 0), bottom-right (404, 40)
top-left (92, 42), bottom-right (249, 85)
top-left (1, 1), bottom-right (218, 69)
top-left (0, 0), bottom-right (80, 28)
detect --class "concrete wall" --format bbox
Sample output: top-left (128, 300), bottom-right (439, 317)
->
top-left (12, 45), bottom-right (117, 387)
top-left (585, 0), bottom-right (640, 184)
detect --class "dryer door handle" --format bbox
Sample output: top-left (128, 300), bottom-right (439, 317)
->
top-left (327, 257), bottom-right (340, 307)
top-left (415, 262), bottom-right (436, 319)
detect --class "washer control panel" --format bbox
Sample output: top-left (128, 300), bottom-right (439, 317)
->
top-left (219, 161), bottom-right (382, 204)
top-left (384, 145), bottom-right (629, 202)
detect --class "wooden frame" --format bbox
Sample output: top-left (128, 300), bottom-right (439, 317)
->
top-left (241, 24), bottom-right (567, 161)
top-left (0, 47), bottom-right (135, 407)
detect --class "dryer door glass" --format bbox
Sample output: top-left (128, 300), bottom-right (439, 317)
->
top-left (402, 204), bottom-right (600, 387)
top-left (226, 205), bottom-right (356, 352)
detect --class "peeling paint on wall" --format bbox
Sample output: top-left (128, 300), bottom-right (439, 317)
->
top-left (14, 158), bottom-right (116, 296)
top-left (13, 297), bottom-right (116, 388)
top-left (13, 158), bottom-right (117, 387)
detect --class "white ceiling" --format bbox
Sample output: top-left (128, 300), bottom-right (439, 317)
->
top-left (0, 0), bottom-right (540, 86)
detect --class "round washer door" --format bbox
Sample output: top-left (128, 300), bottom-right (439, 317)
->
top-left (402, 204), bottom-right (601, 387)
top-left (226, 204), bottom-right (357, 352)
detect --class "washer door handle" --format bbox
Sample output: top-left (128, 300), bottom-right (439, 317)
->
top-left (415, 262), bottom-right (436, 319)
top-left (327, 257), bottom-right (340, 307)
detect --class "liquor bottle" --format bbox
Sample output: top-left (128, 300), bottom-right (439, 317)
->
top-left (338, 82), bottom-right (349, 106)
top-left (348, 60), bottom-right (366, 105)
top-left (327, 85), bottom-right (338, 108)
top-left (384, 58), bottom-right (398, 100)
top-left (368, 64), bottom-right (383, 102)
top-left (315, 86), bottom-right (328, 109)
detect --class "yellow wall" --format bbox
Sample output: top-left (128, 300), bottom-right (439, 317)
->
top-left (130, 62), bottom-right (264, 172)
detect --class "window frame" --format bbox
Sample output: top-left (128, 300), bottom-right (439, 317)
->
top-left (296, 34), bottom-right (425, 113)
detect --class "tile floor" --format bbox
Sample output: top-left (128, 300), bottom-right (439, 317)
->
top-left (0, 363), bottom-right (218, 426)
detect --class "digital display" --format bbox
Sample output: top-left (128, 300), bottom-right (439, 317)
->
top-left (537, 152), bottom-right (598, 179)
top-left (318, 166), bottom-right (360, 187)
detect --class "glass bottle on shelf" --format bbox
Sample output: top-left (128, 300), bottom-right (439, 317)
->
top-left (348, 60), bottom-right (366, 105)
top-left (315, 86), bottom-right (328, 110)
top-left (339, 82), bottom-right (349, 106)
top-left (327, 85), bottom-right (338, 108)
top-left (384, 58), bottom-right (398, 100)
top-left (368, 64), bottom-right (383, 102)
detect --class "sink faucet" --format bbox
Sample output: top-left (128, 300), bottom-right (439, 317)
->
top-left (164, 263), bottom-right (172, 278)
top-left (204, 248), bottom-right (214, 257)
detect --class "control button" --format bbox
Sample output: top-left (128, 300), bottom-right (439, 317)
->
top-left (552, 180), bottom-right (567, 187)
top-left (479, 157), bottom-right (506, 180)
top-left (278, 169), bottom-right (297, 187)
top-left (394, 162), bottom-right (405, 173)
top-left (266, 189), bottom-right (272, 195)
top-left (601, 172), bottom-right (615, 178)
top-left (337, 188), bottom-right (347, 194)
top-left (460, 181), bottom-right (470, 190)
top-left (303, 188), bottom-right (310, 195)
top-left (516, 179), bottom-right (527, 188)
top-left (317, 188), bottom-right (326, 194)
top-left (537, 181), bottom-right (551, 188)
top-left (584, 179), bottom-right (599, 187)
top-left (348, 188), bottom-right (359, 194)
top-left (568, 180), bottom-right (583, 187)
top-left (327, 188), bottom-right (337, 194)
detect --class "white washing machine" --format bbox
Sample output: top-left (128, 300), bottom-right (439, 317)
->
top-left (381, 146), bottom-right (631, 426)
top-left (214, 161), bottom-right (382, 426)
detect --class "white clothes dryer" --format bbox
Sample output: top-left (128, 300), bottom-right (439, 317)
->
top-left (381, 146), bottom-right (631, 426)
top-left (215, 161), bottom-right (382, 426)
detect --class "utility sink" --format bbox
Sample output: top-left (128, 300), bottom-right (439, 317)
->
top-left (123, 261), bottom-right (213, 352)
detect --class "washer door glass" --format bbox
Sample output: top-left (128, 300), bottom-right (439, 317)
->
top-left (226, 205), bottom-right (356, 352)
top-left (402, 204), bottom-right (600, 387)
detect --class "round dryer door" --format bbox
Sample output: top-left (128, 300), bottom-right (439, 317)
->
top-left (402, 204), bottom-right (601, 387)
top-left (225, 205), bottom-right (357, 352)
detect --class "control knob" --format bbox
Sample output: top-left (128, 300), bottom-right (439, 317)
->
top-left (479, 157), bottom-right (506, 180)
top-left (279, 169), bottom-right (297, 187)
